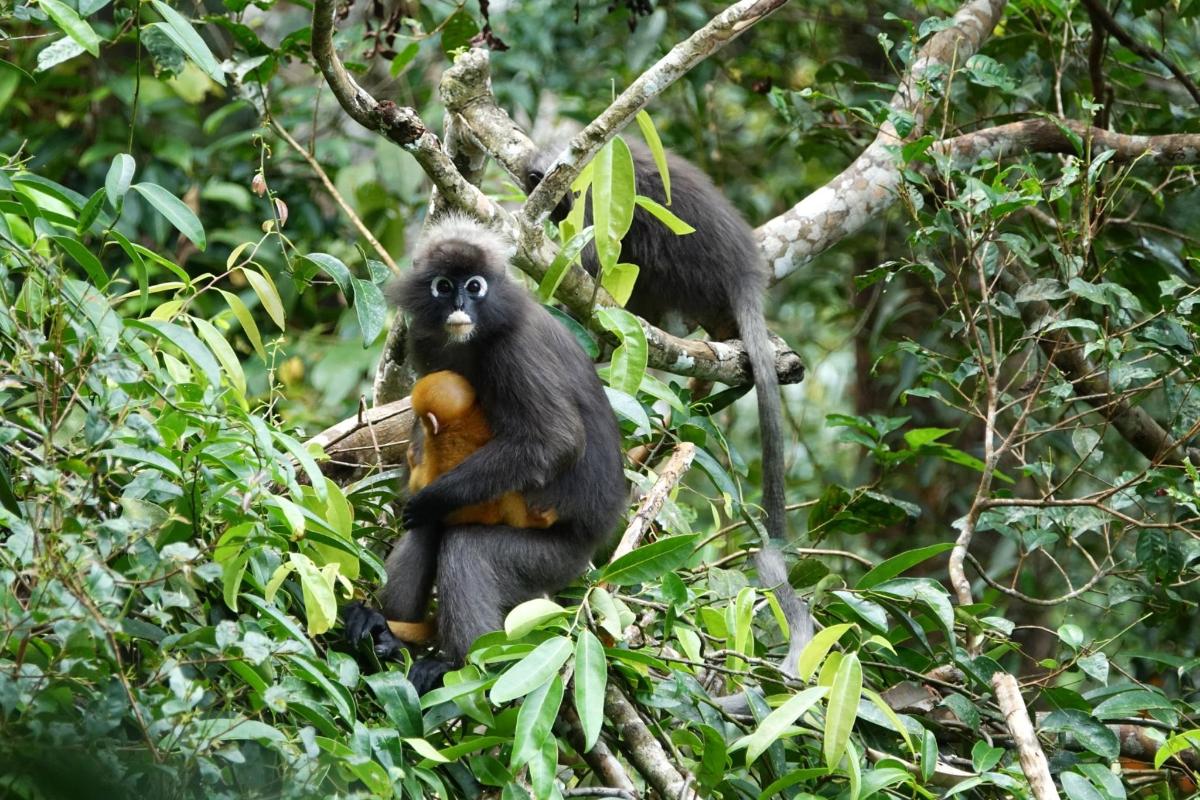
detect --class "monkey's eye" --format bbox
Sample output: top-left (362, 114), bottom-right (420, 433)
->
top-left (465, 276), bottom-right (488, 297)
top-left (430, 277), bottom-right (454, 297)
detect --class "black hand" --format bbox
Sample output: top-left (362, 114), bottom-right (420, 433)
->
top-left (401, 488), bottom-right (448, 530)
top-left (409, 658), bottom-right (452, 695)
top-left (343, 602), bottom-right (405, 660)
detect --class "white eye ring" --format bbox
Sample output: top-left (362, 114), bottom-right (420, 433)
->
top-left (465, 276), bottom-right (488, 297)
top-left (431, 277), bottom-right (453, 297)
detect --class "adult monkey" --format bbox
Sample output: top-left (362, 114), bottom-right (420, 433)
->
top-left (526, 141), bottom-right (813, 678)
top-left (345, 215), bottom-right (626, 694)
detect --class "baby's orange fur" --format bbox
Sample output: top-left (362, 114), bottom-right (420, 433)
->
top-left (407, 370), bottom-right (558, 529)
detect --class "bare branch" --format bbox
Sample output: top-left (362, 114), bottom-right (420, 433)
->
top-left (993, 672), bottom-right (1061, 800)
top-left (757, 0), bottom-right (1008, 278)
top-left (305, 398), bottom-right (413, 481)
top-left (610, 443), bottom-right (696, 563)
top-left (936, 118), bottom-right (1200, 164)
top-left (523, 0), bottom-right (789, 226)
top-left (605, 683), bottom-right (696, 799)
top-left (555, 703), bottom-right (639, 796)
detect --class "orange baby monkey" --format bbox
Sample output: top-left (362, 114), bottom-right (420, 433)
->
top-left (389, 371), bottom-right (559, 645)
top-left (407, 370), bottom-right (558, 529)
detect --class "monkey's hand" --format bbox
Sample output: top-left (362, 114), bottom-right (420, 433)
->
top-left (343, 602), bottom-right (406, 660)
top-left (401, 487), bottom-right (452, 530)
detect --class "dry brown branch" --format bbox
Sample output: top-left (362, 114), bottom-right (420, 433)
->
top-left (610, 443), bottom-right (697, 563)
top-left (935, 118), bottom-right (1200, 164)
top-left (993, 672), bottom-right (1061, 800)
top-left (306, 397), bottom-right (413, 481)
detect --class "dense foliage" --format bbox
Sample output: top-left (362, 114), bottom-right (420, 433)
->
top-left (2, 0), bottom-right (1200, 799)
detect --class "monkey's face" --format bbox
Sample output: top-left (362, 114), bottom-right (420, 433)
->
top-left (426, 273), bottom-right (490, 343)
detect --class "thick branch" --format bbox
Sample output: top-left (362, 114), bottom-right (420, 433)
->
top-left (936, 118), bottom-right (1200, 164)
top-left (523, 0), bottom-right (789, 226)
top-left (757, 0), bottom-right (1008, 278)
top-left (605, 683), bottom-right (695, 798)
top-left (555, 703), bottom-right (638, 796)
top-left (993, 673), bottom-right (1061, 800)
top-left (306, 398), bottom-right (413, 481)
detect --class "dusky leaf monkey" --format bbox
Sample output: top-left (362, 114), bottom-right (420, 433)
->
top-left (525, 140), bottom-right (813, 675)
top-left (407, 370), bottom-right (559, 529)
top-left (344, 215), bottom-right (626, 694)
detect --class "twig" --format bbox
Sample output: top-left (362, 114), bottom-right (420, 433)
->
top-left (563, 790), bottom-right (638, 800)
top-left (992, 672), bottom-right (1061, 800)
top-left (522, 0), bottom-right (789, 226)
top-left (1078, 0), bottom-right (1200, 106)
top-left (610, 443), bottom-right (696, 563)
top-left (270, 118), bottom-right (400, 274)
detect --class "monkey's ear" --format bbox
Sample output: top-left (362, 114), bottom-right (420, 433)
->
top-left (425, 412), bottom-right (440, 435)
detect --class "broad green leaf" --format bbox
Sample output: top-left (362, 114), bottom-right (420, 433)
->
top-left (573, 630), bottom-right (606, 752)
top-left (210, 718), bottom-right (286, 743)
top-left (35, 36), bottom-right (86, 72)
top-left (272, 430), bottom-right (327, 501)
top-left (50, 235), bottom-right (107, 288)
top-left (131, 182), bottom-right (206, 249)
top-left (504, 598), bottom-right (567, 639)
top-left (105, 154), bottom-right (135, 208)
top-left (1061, 772), bottom-right (1105, 800)
top-left (405, 736), bottom-right (449, 763)
top-left (130, 318), bottom-right (222, 387)
top-left (599, 534), bottom-right (697, 585)
top-left (191, 316), bottom-right (246, 398)
top-left (510, 674), bottom-right (563, 767)
top-left (529, 737), bottom-right (557, 800)
top-left (634, 195), bottom-right (695, 234)
top-left (591, 136), bottom-right (636, 272)
top-left (635, 110), bottom-right (670, 204)
top-left (538, 225), bottom-right (594, 301)
top-left (219, 289), bottom-right (266, 360)
top-left (490, 636), bottom-right (572, 704)
top-left (352, 277), bottom-right (386, 347)
top-left (796, 623), bottom-right (855, 683)
top-left (735, 685), bottom-right (828, 764)
top-left (390, 41), bottom-right (420, 76)
top-left (290, 552), bottom-right (338, 635)
top-left (39, 0), bottom-right (101, 56)
top-left (364, 672), bottom-right (422, 738)
top-left (601, 261), bottom-right (640, 306)
top-left (823, 652), bottom-right (862, 768)
top-left (1155, 729), bottom-right (1200, 768)
top-left (302, 252), bottom-right (352, 296)
top-left (856, 543), bottom-right (953, 589)
top-left (240, 266), bottom-right (285, 330)
top-left (149, 1), bottom-right (227, 85)
top-left (595, 307), bottom-right (647, 396)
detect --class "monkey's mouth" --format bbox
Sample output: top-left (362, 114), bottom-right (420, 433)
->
top-left (444, 310), bottom-right (475, 342)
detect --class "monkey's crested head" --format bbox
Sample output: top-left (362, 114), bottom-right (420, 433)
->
top-left (390, 214), bottom-right (524, 344)
top-left (411, 370), bottom-right (476, 424)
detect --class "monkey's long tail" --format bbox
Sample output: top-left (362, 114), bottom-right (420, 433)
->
top-left (736, 301), bottom-right (813, 676)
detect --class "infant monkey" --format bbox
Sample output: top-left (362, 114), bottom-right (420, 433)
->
top-left (407, 370), bottom-right (558, 529)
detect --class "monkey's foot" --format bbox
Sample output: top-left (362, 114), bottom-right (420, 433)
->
top-left (408, 658), bottom-right (452, 695)
top-left (343, 602), bottom-right (406, 660)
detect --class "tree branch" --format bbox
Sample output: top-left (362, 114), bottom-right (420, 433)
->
top-left (756, 0), bottom-right (1008, 278)
top-left (935, 118), bottom-right (1200, 164)
top-left (1078, 0), bottom-right (1200, 106)
top-left (993, 672), bottom-right (1061, 800)
top-left (610, 443), bottom-right (696, 563)
top-left (522, 0), bottom-right (789, 226)
top-left (605, 683), bottom-right (695, 799)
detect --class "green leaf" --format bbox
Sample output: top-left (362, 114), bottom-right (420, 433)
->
top-left (1061, 772), bottom-right (1106, 800)
top-left (796, 623), bottom-right (854, 683)
top-left (600, 261), bottom-right (640, 307)
top-left (595, 307), bottom-right (647, 396)
top-left (240, 266), bottom-right (285, 330)
top-left (105, 154), bottom-right (135, 208)
top-left (50, 235), bottom-right (107, 288)
top-left (599, 534), bottom-right (697, 585)
top-left (490, 636), bottom-right (572, 704)
top-left (390, 41), bottom-right (420, 76)
top-left (272, 431), bottom-right (327, 501)
top-left (511, 675), bottom-right (563, 768)
top-left (573, 630), bottom-right (607, 752)
top-left (352, 278), bottom-right (386, 347)
top-left (857, 543), bottom-right (954, 589)
top-left (823, 652), bottom-right (862, 768)
top-left (39, 0), bottom-right (102, 57)
top-left (504, 598), bottom-right (567, 639)
top-left (364, 672), bottom-right (423, 738)
top-left (191, 316), bottom-right (246, 397)
top-left (538, 226), bottom-right (594, 302)
top-left (290, 552), bottom-right (338, 635)
top-left (219, 289), bottom-right (266, 360)
top-left (36, 36), bottom-right (87, 72)
top-left (634, 195), bottom-right (695, 234)
top-left (130, 318), bottom-right (222, 387)
top-left (149, 1), bottom-right (227, 85)
top-left (439, 10), bottom-right (479, 55)
top-left (1155, 729), bottom-right (1200, 769)
top-left (591, 136), bottom-right (636, 272)
top-left (302, 252), bottom-right (352, 297)
top-left (736, 686), bottom-right (828, 764)
top-left (635, 110), bottom-right (670, 204)
top-left (76, 187), bottom-right (106, 235)
top-left (131, 182), bottom-right (206, 249)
